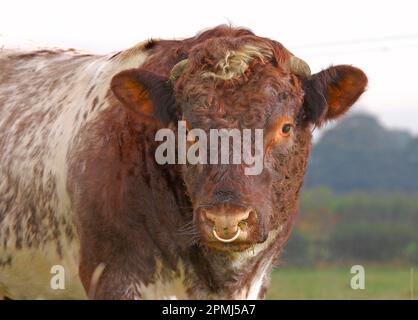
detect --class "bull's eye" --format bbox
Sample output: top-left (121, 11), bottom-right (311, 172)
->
top-left (281, 123), bottom-right (293, 136)
top-left (266, 119), bottom-right (295, 149)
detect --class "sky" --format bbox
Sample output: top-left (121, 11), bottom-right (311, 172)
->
top-left (1, 0), bottom-right (417, 134)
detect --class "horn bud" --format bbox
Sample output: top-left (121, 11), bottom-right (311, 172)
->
top-left (170, 59), bottom-right (189, 82)
top-left (289, 56), bottom-right (311, 78)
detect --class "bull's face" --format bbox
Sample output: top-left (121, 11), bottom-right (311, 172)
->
top-left (111, 34), bottom-right (367, 252)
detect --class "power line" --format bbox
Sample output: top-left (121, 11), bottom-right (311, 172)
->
top-left (304, 43), bottom-right (418, 57)
top-left (287, 33), bottom-right (418, 57)
top-left (290, 33), bottom-right (418, 49)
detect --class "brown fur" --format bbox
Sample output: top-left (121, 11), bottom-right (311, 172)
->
top-left (1, 25), bottom-right (367, 299)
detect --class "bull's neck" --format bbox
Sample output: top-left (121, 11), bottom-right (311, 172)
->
top-left (183, 228), bottom-right (281, 299)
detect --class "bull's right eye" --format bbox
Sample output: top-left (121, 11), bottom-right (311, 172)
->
top-left (281, 123), bottom-right (293, 136)
top-left (265, 118), bottom-right (295, 152)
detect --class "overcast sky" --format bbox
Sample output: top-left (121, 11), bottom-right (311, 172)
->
top-left (1, 0), bottom-right (417, 134)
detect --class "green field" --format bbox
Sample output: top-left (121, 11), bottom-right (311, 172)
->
top-left (266, 266), bottom-right (417, 300)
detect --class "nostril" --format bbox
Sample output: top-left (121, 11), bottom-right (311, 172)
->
top-left (204, 210), bottom-right (217, 224)
top-left (237, 208), bottom-right (256, 229)
top-left (196, 208), bottom-right (212, 227)
top-left (241, 208), bottom-right (255, 222)
top-left (238, 220), bottom-right (247, 231)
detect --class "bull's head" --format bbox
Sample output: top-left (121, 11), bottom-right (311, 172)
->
top-left (110, 33), bottom-right (367, 252)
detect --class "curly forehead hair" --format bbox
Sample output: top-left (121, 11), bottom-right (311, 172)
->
top-left (201, 42), bottom-right (273, 80)
top-left (185, 36), bottom-right (289, 82)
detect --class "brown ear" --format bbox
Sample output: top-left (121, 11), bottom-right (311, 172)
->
top-left (110, 68), bottom-right (177, 124)
top-left (300, 65), bottom-right (368, 125)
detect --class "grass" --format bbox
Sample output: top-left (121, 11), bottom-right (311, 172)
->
top-left (266, 266), bottom-right (417, 300)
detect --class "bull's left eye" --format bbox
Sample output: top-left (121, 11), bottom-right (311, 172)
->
top-left (280, 123), bottom-right (293, 136)
top-left (267, 119), bottom-right (295, 148)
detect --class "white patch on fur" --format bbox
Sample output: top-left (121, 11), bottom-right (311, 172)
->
top-left (229, 226), bottom-right (282, 270)
top-left (0, 41), bottom-right (150, 299)
top-left (228, 227), bottom-right (282, 300)
top-left (246, 256), bottom-right (273, 300)
top-left (139, 260), bottom-right (189, 300)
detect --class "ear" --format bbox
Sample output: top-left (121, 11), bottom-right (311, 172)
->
top-left (110, 68), bottom-right (177, 124)
top-left (299, 65), bottom-right (368, 126)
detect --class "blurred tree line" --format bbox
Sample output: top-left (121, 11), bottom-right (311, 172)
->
top-left (282, 188), bottom-right (418, 265)
top-left (282, 114), bottom-right (418, 266)
top-left (304, 113), bottom-right (418, 192)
